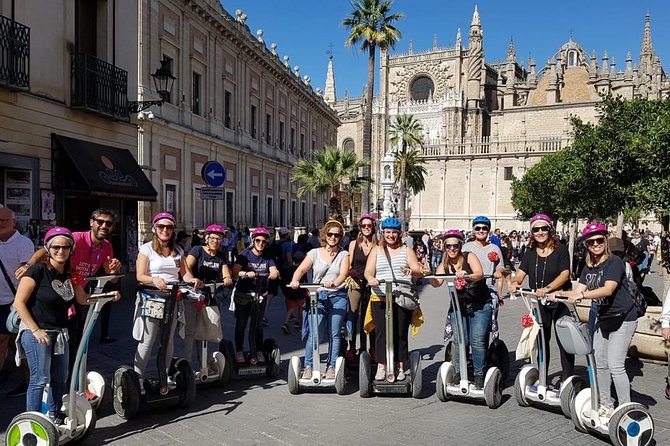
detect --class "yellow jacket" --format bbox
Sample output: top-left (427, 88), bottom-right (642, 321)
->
top-left (363, 293), bottom-right (424, 337)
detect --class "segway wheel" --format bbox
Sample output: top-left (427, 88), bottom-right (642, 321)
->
top-left (263, 339), bottom-right (281, 378)
top-left (173, 359), bottom-right (196, 408)
top-left (359, 351), bottom-right (372, 398)
top-left (113, 366), bottom-right (140, 419)
top-left (486, 338), bottom-right (510, 382)
top-left (65, 393), bottom-right (97, 442)
top-left (444, 342), bottom-right (452, 363)
top-left (335, 356), bottom-right (346, 395)
top-left (211, 352), bottom-right (227, 387)
top-left (483, 368), bottom-right (503, 409)
top-left (570, 388), bottom-right (590, 433)
top-left (608, 403), bottom-right (654, 446)
top-left (6, 412), bottom-right (59, 446)
top-left (85, 371), bottom-right (107, 412)
top-left (436, 362), bottom-right (454, 402)
top-left (410, 351), bottom-right (422, 399)
top-left (288, 356), bottom-right (301, 395)
top-left (514, 366), bottom-right (538, 407)
top-left (559, 376), bottom-right (584, 418)
top-left (436, 370), bottom-right (447, 402)
top-left (219, 339), bottom-right (235, 384)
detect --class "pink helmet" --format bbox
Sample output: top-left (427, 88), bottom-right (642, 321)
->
top-left (44, 227), bottom-right (74, 248)
top-left (152, 212), bottom-right (175, 226)
top-left (443, 229), bottom-right (464, 241)
top-left (581, 221), bottom-right (608, 239)
top-left (359, 213), bottom-right (376, 224)
top-left (530, 213), bottom-right (553, 229)
top-left (204, 224), bottom-right (225, 236)
top-left (251, 227), bottom-right (270, 239)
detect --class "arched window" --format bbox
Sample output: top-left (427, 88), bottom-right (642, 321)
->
top-left (567, 50), bottom-right (579, 67)
top-left (410, 75), bottom-right (434, 101)
top-left (342, 138), bottom-right (355, 151)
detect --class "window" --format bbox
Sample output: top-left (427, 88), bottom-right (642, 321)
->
top-left (162, 56), bottom-right (174, 103)
top-left (291, 200), bottom-right (296, 226)
top-left (290, 128), bottom-right (295, 153)
top-left (250, 105), bottom-right (257, 138)
top-left (410, 75), bottom-right (435, 101)
top-left (252, 195), bottom-right (259, 227)
top-left (504, 166), bottom-right (513, 181)
top-left (192, 72), bottom-right (201, 115)
top-left (567, 50), bottom-right (579, 67)
top-left (224, 90), bottom-right (232, 128)
top-left (280, 198), bottom-right (286, 226)
top-left (300, 133), bottom-right (305, 157)
top-left (301, 201), bottom-right (306, 226)
top-left (266, 113), bottom-right (272, 144)
top-left (343, 138), bottom-right (355, 151)
top-left (225, 191), bottom-right (234, 226)
top-left (266, 196), bottom-right (274, 226)
top-left (279, 121), bottom-right (285, 149)
top-left (165, 183), bottom-right (176, 213)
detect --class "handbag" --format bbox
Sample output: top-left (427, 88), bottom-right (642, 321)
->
top-left (0, 258), bottom-right (20, 333)
top-left (383, 246), bottom-right (419, 310)
top-left (139, 290), bottom-right (167, 319)
top-left (597, 311), bottom-right (628, 333)
top-left (555, 315), bottom-right (592, 355)
top-left (193, 305), bottom-right (222, 342)
top-left (515, 293), bottom-right (539, 360)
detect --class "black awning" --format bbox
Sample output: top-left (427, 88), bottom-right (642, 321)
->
top-left (52, 134), bottom-right (157, 201)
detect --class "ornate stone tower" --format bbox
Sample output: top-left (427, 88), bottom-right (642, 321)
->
top-left (466, 6), bottom-right (485, 140)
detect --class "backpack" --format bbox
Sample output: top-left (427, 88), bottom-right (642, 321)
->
top-left (622, 278), bottom-right (647, 318)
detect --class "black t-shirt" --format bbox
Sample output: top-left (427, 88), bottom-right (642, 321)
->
top-left (234, 249), bottom-right (274, 295)
top-left (188, 246), bottom-right (226, 282)
top-left (25, 263), bottom-right (74, 329)
top-left (579, 255), bottom-right (637, 321)
top-left (519, 243), bottom-right (571, 291)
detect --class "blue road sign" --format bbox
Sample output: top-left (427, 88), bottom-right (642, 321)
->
top-left (201, 161), bottom-right (226, 187)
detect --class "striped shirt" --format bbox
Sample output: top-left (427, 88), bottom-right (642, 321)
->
top-left (371, 246), bottom-right (409, 296)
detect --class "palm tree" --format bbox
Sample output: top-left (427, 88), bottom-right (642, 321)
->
top-left (343, 0), bottom-right (402, 213)
top-left (292, 146), bottom-right (371, 222)
top-left (388, 114), bottom-right (425, 228)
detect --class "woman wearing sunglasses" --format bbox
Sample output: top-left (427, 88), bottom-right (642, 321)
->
top-left (364, 217), bottom-right (427, 381)
top-left (183, 224), bottom-right (233, 362)
top-left (290, 220), bottom-right (350, 380)
top-left (551, 222), bottom-right (638, 415)
top-left (430, 229), bottom-right (489, 388)
top-left (345, 213), bottom-right (378, 360)
top-left (509, 213), bottom-right (574, 383)
top-left (232, 227), bottom-right (279, 365)
top-left (134, 212), bottom-right (198, 379)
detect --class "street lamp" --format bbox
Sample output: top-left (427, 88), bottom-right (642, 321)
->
top-left (341, 176), bottom-right (353, 226)
top-left (128, 58), bottom-right (176, 113)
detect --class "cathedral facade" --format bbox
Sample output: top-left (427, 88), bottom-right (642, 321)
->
top-left (331, 7), bottom-right (668, 231)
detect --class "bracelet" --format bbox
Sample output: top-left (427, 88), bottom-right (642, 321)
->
top-left (24, 263), bottom-right (32, 268)
top-left (31, 327), bottom-right (39, 333)
top-left (581, 291), bottom-right (585, 299)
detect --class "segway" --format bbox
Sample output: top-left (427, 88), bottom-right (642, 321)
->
top-left (512, 289), bottom-right (584, 418)
top-left (5, 290), bottom-right (118, 446)
top-left (112, 282), bottom-right (196, 419)
top-left (359, 279), bottom-right (422, 398)
top-left (288, 284), bottom-right (346, 395)
top-left (431, 275), bottom-right (503, 408)
top-left (554, 297), bottom-right (655, 446)
top-left (222, 273), bottom-right (281, 379)
top-left (182, 281), bottom-right (231, 387)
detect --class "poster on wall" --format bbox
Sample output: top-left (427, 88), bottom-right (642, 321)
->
top-left (5, 170), bottom-right (32, 229)
top-left (40, 189), bottom-right (56, 221)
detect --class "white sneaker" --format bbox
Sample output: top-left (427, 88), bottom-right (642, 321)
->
top-left (375, 367), bottom-right (386, 381)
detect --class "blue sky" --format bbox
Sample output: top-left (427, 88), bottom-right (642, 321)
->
top-left (228, 1), bottom-right (669, 98)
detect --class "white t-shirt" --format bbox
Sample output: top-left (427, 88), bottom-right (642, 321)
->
top-left (307, 249), bottom-right (348, 292)
top-left (138, 242), bottom-right (183, 282)
top-left (0, 231), bottom-right (34, 304)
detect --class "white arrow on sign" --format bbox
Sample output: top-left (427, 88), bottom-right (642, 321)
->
top-left (207, 170), bottom-right (224, 179)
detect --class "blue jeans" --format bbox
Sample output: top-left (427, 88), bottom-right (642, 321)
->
top-left (304, 290), bottom-right (349, 367)
top-left (21, 330), bottom-right (69, 414)
top-left (452, 303), bottom-right (492, 376)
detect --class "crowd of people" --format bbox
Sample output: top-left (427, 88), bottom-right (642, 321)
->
top-left (2, 204), bottom-right (670, 427)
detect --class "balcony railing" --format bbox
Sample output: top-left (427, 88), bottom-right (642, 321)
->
top-left (0, 15), bottom-right (30, 89)
top-left (421, 135), bottom-right (572, 158)
top-left (71, 53), bottom-right (129, 121)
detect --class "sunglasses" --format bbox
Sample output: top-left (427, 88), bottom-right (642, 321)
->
top-left (360, 224), bottom-right (373, 229)
top-left (473, 226), bottom-right (489, 232)
top-left (444, 243), bottom-right (460, 250)
top-left (326, 232), bottom-right (342, 239)
top-left (254, 238), bottom-right (268, 244)
top-left (50, 245), bottom-right (72, 252)
top-left (208, 236), bottom-right (222, 242)
top-left (94, 218), bottom-right (114, 227)
top-left (531, 226), bottom-right (550, 234)
top-left (155, 224), bottom-right (174, 231)
top-left (585, 237), bottom-right (606, 247)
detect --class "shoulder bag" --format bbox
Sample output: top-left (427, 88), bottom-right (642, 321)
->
top-left (383, 246), bottom-right (419, 311)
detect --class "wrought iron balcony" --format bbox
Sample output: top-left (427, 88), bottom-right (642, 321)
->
top-left (0, 14), bottom-right (30, 89)
top-left (71, 53), bottom-right (129, 121)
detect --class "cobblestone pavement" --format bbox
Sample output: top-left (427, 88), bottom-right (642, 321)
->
top-left (2, 270), bottom-right (669, 445)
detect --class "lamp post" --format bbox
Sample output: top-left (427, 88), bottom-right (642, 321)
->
top-left (341, 175), bottom-right (353, 227)
top-left (128, 58), bottom-right (176, 113)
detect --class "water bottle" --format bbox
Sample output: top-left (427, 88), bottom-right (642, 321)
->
top-left (40, 383), bottom-right (49, 414)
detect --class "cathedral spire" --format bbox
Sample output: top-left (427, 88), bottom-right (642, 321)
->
top-left (323, 51), bottom-right (336, 107)
top-left (467, 5), bottom-right (484, 100)
top-left (507, 38), bottom-right (516, 63)
top-left (471, 5), bottom-right (481, 27)
top-left (641, 13), bottom-right (652, 56)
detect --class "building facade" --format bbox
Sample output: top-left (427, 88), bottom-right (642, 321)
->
top-left (333, 7), bottom-right (668, 231)
top-left (0, 0), bottom-right (154, 264)
top-left (137, 0), bottom-right (340, 237)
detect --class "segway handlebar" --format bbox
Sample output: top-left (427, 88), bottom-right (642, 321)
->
top-left (423, 274), bottom-right (493, 280)
top-left (85, 291), bottom-right (118, 304)
top-left (299, 283), bottom-right (323, 292)
top-left (377, 278), bottom-right (414, 286)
